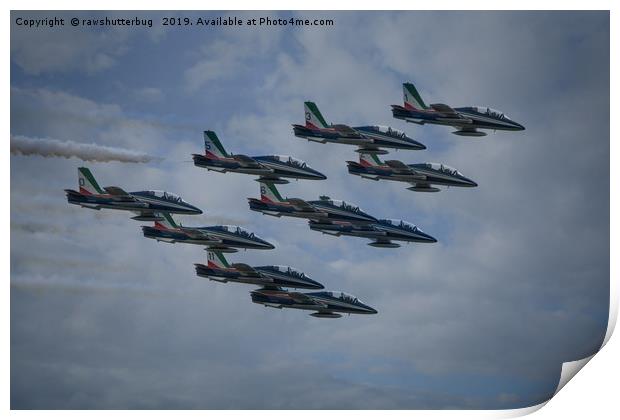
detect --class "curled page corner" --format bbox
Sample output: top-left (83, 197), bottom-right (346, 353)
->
top-left (493, 355), bottom-right (597, 418)
top-left (553, 355), bottom-right (596, 397)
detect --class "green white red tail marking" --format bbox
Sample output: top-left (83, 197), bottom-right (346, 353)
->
top-left (154, 212), bottom-right (178, 230)
top-left (204, 131), bottom-right (229, 159)
top-left (403, 83), bottom-right (429, 111)
top-left (78, 167), bottom-right (104, 195)
top-left (304, 101), bottom-right (329, 129)
top-left (207, 250), bottom-right (230, 269)
top-left (359, 153), bottom-right (384, 167)
top-left (260, 180), bottom-right (285, 204)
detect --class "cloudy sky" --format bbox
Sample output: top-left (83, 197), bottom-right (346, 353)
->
top-left (10, 11), bottom-right (609, 409)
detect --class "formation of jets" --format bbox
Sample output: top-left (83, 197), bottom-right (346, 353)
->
top-left (65, 81), bottom-right (523, 318)
top-left (248, 180), bottom-right (435, 248)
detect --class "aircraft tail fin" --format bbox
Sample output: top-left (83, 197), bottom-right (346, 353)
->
top-left (204, 131), bottom-right (229, 159)
top-left (78, 167), bottom-right (104, 195)
top-left (207, 250), bottom-right (230, 269)
top-left (153, 212), bottom-right (178, 230)
top-left (359, 153), bottom-right (384, 167)
top-left (403, 82), bottom-right (429, 111)
top-left (259, 180), bottom-right (285, 204)
top-left (304, 101), bottom-right (329, 129)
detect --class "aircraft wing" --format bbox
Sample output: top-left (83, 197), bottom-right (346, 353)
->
top-left (103, 186), bottom-right (138, 201)
top-left (183, 228), bottom-right (216, 240)
top-left (232, 154), bottom-right (262, 168)
top-left (384, 160), bottom-right (416, 174)
top-left (331, 124), bottom-right (357, 134)
top-left (286, 198), bottom-right (317, 212)
top-left (430, 103), bottom-right (472, 123)
top-left (104, 186), bottom-right (130, 196)
top-left (430, 103), bottom-right (459, 115)
top-left (103, 187), bottom-right (138, 202)
top-left (230, 263), bottom-right (263, 278)
top-left (385, 161), bottom-right (426, 180)
top-left (288, 292), bottom-right (327, 307)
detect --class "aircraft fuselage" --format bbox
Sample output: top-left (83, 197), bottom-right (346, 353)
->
top-left (248, 198), bottom-right (377, 225)
top-left (195, 265), bottom-right (323, 289)
top-left (142, 226), bottom-right (274, 251)
top-left (392, 105), bottom-right (525, 134)
top-left (347, 162), bottom-right (478, 188)
top-left (293, 124), bottom-right (425, 150)
top-left (65, 190), bottom-right (202, 215)
top-left (250, 289), bottom-right (377, 315)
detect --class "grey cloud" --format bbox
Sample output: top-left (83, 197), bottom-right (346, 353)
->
top-left (11, 13), bottom-right (130, 75)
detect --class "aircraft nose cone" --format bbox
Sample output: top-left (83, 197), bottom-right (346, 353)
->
top-left (256, 238), bottom-right (275, 249)
top-left (306, 278), bottom-right (325, 289)
top-left (189, 205), bottom-right (203, 214)
top-left (363, 213), bottom-right (379, 223)
top-left (418, 231), bottom-right (437, 243)
top-left (409, 139), bottom-right (426, 150)
top-left (313, 170), bottom-right (327, 180)
top-left (464, 178), bottom-right (478, 187)
top-left (364, 305), bottom-right (378, 314)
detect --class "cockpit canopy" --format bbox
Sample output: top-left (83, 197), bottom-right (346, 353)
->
top-left (325, 199), bottom-right (365, 214)
top-left (472, 106), bottom-right (510, 120)
top-left (147, 190), bottom-right (183, 202)
top-left (273, 155), bottom-right (307, 168)
top-left (216, 225), bottom-right (255, 238)
top-left (327, 291), bottom-right (360, 304)
top-left (381, 219), bottom-right (419, 232)
top-left (372, 125), bottom-right (407, 138)
top-left (273, 265), bottom-right (306, 278)
top-left (425, 162), bottom-right (463, 177)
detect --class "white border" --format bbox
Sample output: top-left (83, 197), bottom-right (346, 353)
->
top-left (4, 1), bottom-right (616, 419)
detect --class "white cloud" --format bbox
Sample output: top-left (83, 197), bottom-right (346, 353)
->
top-left (184, 14), bottom-right (284, 90)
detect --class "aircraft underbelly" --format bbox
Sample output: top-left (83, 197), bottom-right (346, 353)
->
top-left (79, 203), bottom-right (101, 210)
top-left (304, 136), bottom-right (327, 143)
top-left (332, 137), bottom-right (371, 146)
top-left (236, 168), bottom-right (273, 175)
top-left (261, 211), bottom-right (282, 217)
top-left (156, 237), bottom-right (176, 243)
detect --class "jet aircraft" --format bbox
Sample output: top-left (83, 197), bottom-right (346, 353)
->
top-left (391, 82), bottom-right (525, 137)
top-left (347, 152), bottom-right (478, 192)
top-left (193, 131), bottom-right (326, 184)
top-left (248, 180), bottom-right (377, 225)
top-left (141, 212), bottom-right (274, 253)
top-left (251, 288), bottom-right (377, 318)
top-left (309, 218), bottom-right (436, 248)
top-left (195, 250), bottom-right (324, 289)
top-left (65, 167), bottom-right (202, 221)
top-left (293, 101), bottom-right (426, 153)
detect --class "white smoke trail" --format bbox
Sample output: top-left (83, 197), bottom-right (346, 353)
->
top-left (10, 134), bottom-right (159, 163)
